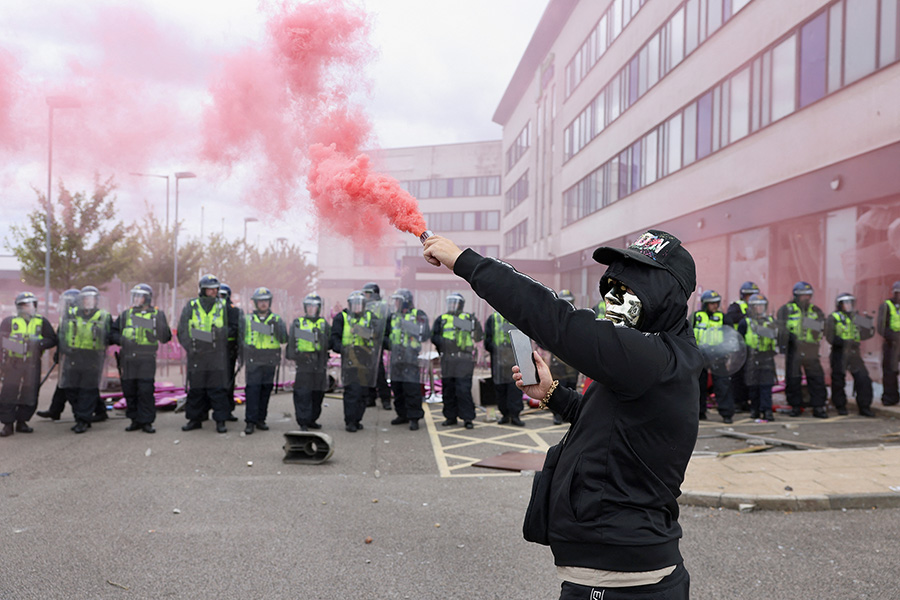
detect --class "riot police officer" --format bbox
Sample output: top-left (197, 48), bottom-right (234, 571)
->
top-left (110, 284), bottom-right (172, 433)
top-left (330, 291), bottom-right (378, 432)
top-left (242, 287), bottom-right (287, 434)
top-left (876, 281), bottom-right (900, 406)
top-left (431, 292), bottom-right (483, 429)
top-left (219, 283), bottom-right (242, 422)
top-left (362, 282), bottom-right (391, 410)
top-left (485, 310), bottom-right (524, 426)
top-left (544, 289), bottom-right (579, 425)
top-left (725, 281), bottom-right (761, 412)
top-left (825, 293), bottom-right (874, 416)
top-left (60, 286), bottom-right (113, 433)
top-left (286, 294), bottom-right (331, 431)
top-left (177, 274), bottom-right (233, 433)
top-left (36, 288), bottom-right (80, 421)
top-left (384, 288), bottom-right (429, 430)
top-left (776, 282), bottom-right (828, 418)
top-left (693, 290), bottom-right (734, 422)
top-left (0, 292), bottom-right (58, 437)
top-left (737, 294), bottom-right (778, 421)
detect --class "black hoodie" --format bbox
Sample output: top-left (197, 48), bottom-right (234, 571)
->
top-left (453, 249), bottom-right (702, 572)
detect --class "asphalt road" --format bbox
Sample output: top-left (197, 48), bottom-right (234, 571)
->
top-left (2, 389), bottom-right (899, 599)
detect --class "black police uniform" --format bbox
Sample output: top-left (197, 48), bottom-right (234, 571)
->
top-left (384, 306), bottom-right (429, 427)
top-left (242, 309), bottom-right (288, 429)
top-left (825, 309), bottom-right (874, 415)
top-left (0, 313), bottom-right (58, 433)
top-left (776, 300), bottom-right (828, 416)
top-left (431, 311), bottom-right (483, 427)
top-left (286, 315), bottom-right (331, 430)
top-left (484, 312), bottom-right (524, 425)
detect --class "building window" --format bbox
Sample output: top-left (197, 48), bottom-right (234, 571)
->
top-left (400, 175), bottom-right (500, 199)
top-left (505, 171), bottom-right (529, 213)
top-left (506, 123), bottom-right (530, 172)
top-left (423, 211), bottom-right (500, 232)
top-left (845, 0), bottom-right (879, 84)
top-left (504, 220), bottom-right (528, 254)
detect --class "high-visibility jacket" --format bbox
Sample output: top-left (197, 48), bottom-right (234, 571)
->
top-left (120, 308), bottom-right (160, 347)
top-left (594, 300), bottom-right (606, 320)
top-left (342, 312), bottom-right (375, 348)
top-left (440, 313), bottom-right (476, 350)
top-left (389, 309), bottom-right (424, 349)
top-left (244, 312), bottom-right (283, 350)
top-left (67, 310), bottom-right (108, 351)
top-left (294, 317), bottom-right (326, 353)
top-left (693, 311), bottom-right (724, 346)
top-left (188, 298), bottom-right (225, 338)
top-left (830, 311), bottom-right (860, 343)
top-left (7, 315), bottom-right (44, 359)
top-left (884, 300), bottom-right (900, 332)
top-left (490, 313), bottom-right (512, 348)
top-left (784, 302), bottom-right (822, 344)
top-left (744, 316), bottom-right (777, 352)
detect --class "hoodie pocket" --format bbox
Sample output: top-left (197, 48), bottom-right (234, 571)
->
top-left (569, 452), bottom-right (607, 524)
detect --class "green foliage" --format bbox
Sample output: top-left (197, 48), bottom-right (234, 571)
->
top-left (5, 175), bottom-right (139, 291)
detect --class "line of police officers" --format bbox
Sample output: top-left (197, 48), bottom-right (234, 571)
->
top-left (689, 280), bottom-right (900, 423)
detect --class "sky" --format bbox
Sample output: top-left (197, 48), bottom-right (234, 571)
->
top-left (0, 0), bottom-right (548, 262)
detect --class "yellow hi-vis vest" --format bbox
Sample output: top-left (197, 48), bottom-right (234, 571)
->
top-left (491, 313), bottom-right (512, 347)
top-left (785, 302), bottom-right (821, 344)
top-left (68, 310), bottom-right (108, 350)
top-left (744, 316), bottom-right (777, 352)
top-left (294, 317), bottom-right (326, 353)
top-left (440, 313), bottom-right (475, 350)
top-left (831, 311), bottom-right (860, 343)
top-left (188, 298), bottom-right (225, 338)
top-left (244, 312), bottom-right (282, 350)
top-left (693, 311), bottom-right (724, 346)
top-left (389, 309), bottom-right (423, 349)
top-left (884, 300), bottom-right (900, 332)
top-left (342, 312), bottom-right (374, 348)
top-left (7, 316), bottom-right (44, 359)
top-left (121, 308), bottom-right (159, 347)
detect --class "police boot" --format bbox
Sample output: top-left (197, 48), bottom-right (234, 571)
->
top-left (36, 410), bottom-right (60, 420)
top-left (763, 410), bottom-right (775, 421)
top-left (256, 422), bottom-right (269, 431)
top-left (72, 421), bottom-right (89, 434)
top-left (0, 423), bottom-right (13, 437)
top-left (390, 417), bottom-right (409, 425)
top-left (813, 407), bottom-right (829, 419)
top-left (216, 421), bottom-right (227, 433)
top-left (15, 421), bottom-right (33, 433)
top-left (409, 420), bottom-right (419, 431)
top-left (141, 424), bottom-right (156, 434)
top-left (125, 421), bottom-right (142, 432)
top-left (181, 420), bottom-right (202, 431)
top-left (244, 422), bottom-right (255, 435)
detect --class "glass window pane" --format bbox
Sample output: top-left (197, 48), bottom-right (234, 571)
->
top-left (609, 76), bottom-right (621, 121)
top-left (630, 140), bottom-right (642, 193)
top-left (712, 85), bottom-right (722, 152)
top-left (638, 46), bottom-right (649, 97)
top-left (845, 0), bottom-right (878, 84)
top-left (594, 91), bottom-right (606, 135)
top-left (648, 33), bottom-right (660, 88)
top-left (799, 11), bottom-right (827, 108)
top-left (709, 0), bottom-right (723, 36)
top-left (608, 156), bottom-right (620, 204)
top-left (761, 51), bottom-right (772, 125)
top-left (668, 113), bottom-right (683, 172)
top-left (732, 0), bottom-right (751, 12)
top-left (683, 103), bottom-right (697, 166)
top-left (828, 4), bottom-right (844, 92)
top-left (670, 8), bottom-right (685, 68)
top-left (750, 58), bottom-right (761, 131)
top-left (487, 211), bottom-right (499, 230)
top-left (771, 35), bottom-right (797, 122)
top-left (880, 0), bottom-right (899, 66)
top-left (697, 92), bottom-right (713, 159)
top-left (685, 0), bottom-right (700, 55)
top-left (730, 67), bottom-right (750, 142)
top-left (613, 0), bottom-right (623, 38)
top-left (619, 150), bottom-right (630, 198)
top-left (645, 129), bottom-right (658, 185)
top-left (464, 212), bottom-right (475, 231)
top-left (598, 15), bottom-right (608, 54)
top-left (628, 56), bottom-right (640, 106)
top-left (451, 212), bottom-right (463, 231)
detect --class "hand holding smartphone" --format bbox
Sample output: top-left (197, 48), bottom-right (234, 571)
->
top-left (510, 329), bottom-right (539, 386)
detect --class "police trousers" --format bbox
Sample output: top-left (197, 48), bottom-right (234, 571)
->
top-left (0, 364), bottom-right (41, 424)
top-left (830, 349), bottom-right (872, 412)
top-left (442, 376), bottom-right (475, 422)
top-left (391, 380), bottom-right (424, 421)
top-left (785, 347), bottom-right (827, 408)
top-left (122, 378), bottom-right (156, 424)
top-left (185, 368), bottom-right (230, 423)
top-left (493, 382), bottom-right (523, 418)
top-left (244, 365), bottom-right (276, 424)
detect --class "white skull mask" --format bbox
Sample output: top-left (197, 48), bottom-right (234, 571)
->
top-left (603, 279), bottom-right (642, 328)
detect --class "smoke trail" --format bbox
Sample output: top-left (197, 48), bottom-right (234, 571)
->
top-left (0, 49), bottom-right (20, 149)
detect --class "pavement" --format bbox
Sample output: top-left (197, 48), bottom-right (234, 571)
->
top-left (679, 401), bottom-right (900, 511)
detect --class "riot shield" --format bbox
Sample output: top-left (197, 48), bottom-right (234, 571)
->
top-left (340, 311), bottom-right (380, 387)
top-left (490, 320), bottom-right (517, 385)
top-left (59, 309), bottom-right (109, 389)
top-left (291, 319), bottom-right (330, 392)
top-left (184, 299), bottom-right (230, 374)
top-left (438, 314), bottom-right (479, 378)
top-left (389, 311), bottom-right (430, 383)
top-left (699, 326), bottom-right (747, 377)
top-left (242, 313), bottom-right (285, 370)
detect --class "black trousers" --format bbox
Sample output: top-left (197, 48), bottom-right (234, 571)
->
top-left (67, 387), bottom-right (101, 423)
top-left (730, 363), bottom-right (749, 409)
top-left (0, 364), bottom-right (41, 424)
top-left (493, 382), bottom-right (523, 417)
top-left (122, 378), bottom-right (156, 424)
top-left (391, 380), bottom-right (424, 421)
top-left (559, 563), bottom-right (689, 600)
top-left (185, 369), bottom-right (230, 423)
top-left (44, 384), bottom-right (69, 418)
top-left (244, 365), bottom-right (276, 424)
top-left (882, 341), bottom-right (899, 405)
top-left (785, 348), bottom-right (827, 408)
top-left (226, 349), bottom-right (238, 412)
top-left (442, 376), bottom-right (475, 422)
top-left (293, 388), bottom-right (324, 426)
top-left (698, 369), bottom-right (734, 418)
top-left (343, 383), bottom-right (368, 425)
top-left (830, 349), bottom-right (873, 412)
top-left (376, 356), bottom-right (391, 404)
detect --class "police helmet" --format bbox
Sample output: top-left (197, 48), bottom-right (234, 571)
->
top-left (747, 293), bottom-right (768, 316)
top-left (792, 281), bottom-right (814, 297)
top-left (130, 283), bottom-right (153, 307)
top-left (446, 292), bottom-right (465, 314)
top-left (390, 288), bottom-right (414, 312)
top-left (218, 283), bottom-right (232, 300)
top-left (835, 292), bottom-right (856, 312)
top-left (60, 288), bottom-right (80, 311)
top-left (558, 289), bottom-right (575, 304)
top-left (362, 282), bottom-right (381, 301)
top-left (892, 281), bottom-right (900, 294)
top-left (79, 285), bottom-right (99, 310)
top-left (251, 287), bottom-right (273, 309)
top-left (740, 281), bottom-right (760, 297)
top-left (700, 290), bottom-right (722, 306)
top-left (14, 291), bottom-right (37, 307)
top-left (199, 274), bottom-right (220, 292)
top-left (347, 290), bottom-right (366, 315)
top-left (303, 294), bottom-right (323, 319)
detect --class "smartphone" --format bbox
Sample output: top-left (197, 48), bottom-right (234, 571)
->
top-left (509, 329), bottom-right (539, 386)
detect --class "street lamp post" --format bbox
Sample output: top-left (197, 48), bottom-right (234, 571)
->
top-left (45, 95), bottom-right (80, 313)
top-left (129, 172), bottom-right (170, 231)
top-left (173, 171), bottom-right (196, 318)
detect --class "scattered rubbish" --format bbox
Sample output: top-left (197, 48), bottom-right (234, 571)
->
top-left (0, 473), bottom-right (10, 477)
top-left (783, 423), bottom-right (798, 430)
top-left (148, 530), bottom-right (156, 533)
top-left (457, 544), bottom-right (465, 549)
top-left (145, 448), bottom-right (152, 457)
top-left (784, 486), bottom-right (793, 492)
top-left (889, 486), bottom-right (900, 492)
top-left (173, 440), bottom-right (180, 444)
top-left (715, 429), bottom-right (822, 450)
top-left (878, 444), bottom-right (885, 451)
top-left (13, 529), bottom-right (26, 534)
top-left (173, 508), bottom-right (181, 514)
top-left (374, 469), bottom-right (381, 478)
top-left (422, 503), bottom-right (428, 506)
top-left (384, 440), bottom-right (390, 444)
top-left (738, 503), bottom-right (756, 513)
top-left (365, 559), bottom-right (371, 564)
top-left (434, 523), bottom-right (440, 528)
top-left (247, 461), bottom-right (253, 467)
top-left (372, 499), bottom-right (378, 503)
top-left (107, 580), bottom-right (129, 590)
top-left (277, 471), bottom-right (281, 475)
top-left (717, 445), bottom-right (773, 458)
top-left (364, 536), bottom-right (373, 544)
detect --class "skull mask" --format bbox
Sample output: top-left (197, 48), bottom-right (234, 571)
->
top-left (602, 278), bottom-right (642, 328)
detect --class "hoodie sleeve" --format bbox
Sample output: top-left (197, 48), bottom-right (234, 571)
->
top-left (454, 249), bottom-right (671, 399)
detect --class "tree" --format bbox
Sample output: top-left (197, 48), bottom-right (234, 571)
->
top-left (5, 176), bottom-right (139, 291)
top-left (119, 206), bottom-right (204, 295)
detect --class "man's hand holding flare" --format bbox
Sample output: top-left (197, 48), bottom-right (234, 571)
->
top-left (422, 235), bottom-right (464, 270)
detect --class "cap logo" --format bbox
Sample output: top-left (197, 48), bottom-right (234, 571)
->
top-left (628, 231), bottom-right (679, 261)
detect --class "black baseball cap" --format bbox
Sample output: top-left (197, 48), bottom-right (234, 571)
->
top-left (592, 230), bottom-right (696, 298)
